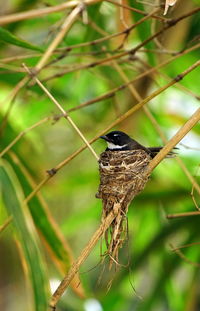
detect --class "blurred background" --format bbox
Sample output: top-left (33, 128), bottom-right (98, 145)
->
top-left (0, 0), bottom-right (200, 310)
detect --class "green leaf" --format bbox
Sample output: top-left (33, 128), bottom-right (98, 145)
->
top-left (0, 159), bottom-right (49, 311)
top-left (0, 27), bottom-right (43, 52)
top-left (6, 151), bottom-right (85, 298)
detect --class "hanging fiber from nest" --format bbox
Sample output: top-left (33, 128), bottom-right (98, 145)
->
top-left (96, 149), bottom-right (151, 266)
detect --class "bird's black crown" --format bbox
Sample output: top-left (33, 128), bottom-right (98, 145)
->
top-left (100, 131), bottom-right (131, 146)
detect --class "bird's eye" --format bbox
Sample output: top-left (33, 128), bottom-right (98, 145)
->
top-left (113, 134), bottom-right (118, 137)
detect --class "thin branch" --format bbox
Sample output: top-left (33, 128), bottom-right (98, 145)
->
top-left (106, 0), bottom-right (167, 21)
top-left (147, 104), bottom-right (200, 172)
top-left (50, 209), bottom-right (117, 308)
top-left (171, 242), bottom-right (200, 251)
top-left (0, 117), bottom-right (52, 157)
top-left (0, 0), bottom-right (101, 25)
top-left (137, 56), bottom-right (200, 101)
top-left (24, 177), bottom-right (50, 205)
top-left (167, 211), bottom-right (200, 219)
top-left (0, 63), bottom-right (26, 73)
top-left (23, 64), bottom-right (99, 161)
top-left (0, 76), bottom-right (29, 110)
top-left (0, 53), bottom-right (42, 63)
top-left (43, 7), bottom-right (200, 82)
top-left (176, 158), bottom-right (200, 196)
top-left (0, 216), bottom-right (13, 234)
top-left (35, 4), bottom-right (84, 71)
top-left (170, 244), bottom-right (200, 268)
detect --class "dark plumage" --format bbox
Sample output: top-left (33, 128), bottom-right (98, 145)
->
top-left (100, 130), bottom-right (176, 158)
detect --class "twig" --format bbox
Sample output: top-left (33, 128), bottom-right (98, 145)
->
top-left (106, 0), bottom-right (167, 21)
top-left (0, 76), bottom-right (29, 110)
top-left (24, 178), bottom-right (50, 205)
top-left (167, 211), bottom-right (200, 219)
top-left (0, 63), bottom-right (26, 72)
top-left (0, 53), bottom-right (42, 63)
top-left (170, 244), bottom-right (200, 268)
top-left (0, 117), bottom-right (52, 157)
top-left (147, 107), bottom-right (200, 172)
top-left (35, 4), bottom-right (84, 71)
top-left (50, 209), bottom-right (117, 308)
top-left (176, 158), bottom-right (200, 196)
top-left (43, 7), bottom-right (200, 82)
top-left (171, 242), bottom-right (200, 251)
top-left (0, 0), bottom-right (101, 25)
top-left (23, 64), bottom-right (99, 161)
top-left (0, 216), bottom-right (13, 234)
top-left (137, 56), bottom-right (200, 101)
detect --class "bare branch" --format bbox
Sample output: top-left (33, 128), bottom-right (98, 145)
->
top-left (0, 0), bottom-right (101, 25)
top-left (23, 64), bottom-right (99, 161)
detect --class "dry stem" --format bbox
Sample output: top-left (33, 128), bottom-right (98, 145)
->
top-left (106, 0), bottom-right (167, 21)
top-left (50, 209), bottom-right (117, 308)
top-left (170, 244), bottom-right (200, 268)
top-left (35, 4), bottom-right (84, 71)
top-left (0, 0), bottom-right (101, 25)
top-left (147, 101), bottom-right (200, 172)
top-left (0, 216), bottom-right (13, 234)
top-left (23, 64), bottom-right (99, 161)
top-left (0, 117), bottom-right (52, 158)
top-left (167, 211), bottom-right (200, 219)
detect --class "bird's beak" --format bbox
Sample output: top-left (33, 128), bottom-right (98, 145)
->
top-left (100, 135), bottom-right (109, 141)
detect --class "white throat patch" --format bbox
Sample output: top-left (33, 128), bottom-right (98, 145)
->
top-left (107, 142), bottom-right (127, 150)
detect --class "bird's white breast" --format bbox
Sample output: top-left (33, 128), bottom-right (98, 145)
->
top-left (107, 142), bottom-right (127, 150)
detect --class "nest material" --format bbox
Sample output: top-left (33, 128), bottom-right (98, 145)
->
top-left (96, 149), bottom-right (151, 265)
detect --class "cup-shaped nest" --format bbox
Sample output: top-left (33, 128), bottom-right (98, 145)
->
top-left (96, 149), bottom-right (151, 265)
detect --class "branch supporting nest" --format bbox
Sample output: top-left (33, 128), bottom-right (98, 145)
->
top-left (96, 150), bottom-right (151, 266)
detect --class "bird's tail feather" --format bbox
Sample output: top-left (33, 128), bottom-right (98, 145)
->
top-left (148, 147), bottom-right (178, 158)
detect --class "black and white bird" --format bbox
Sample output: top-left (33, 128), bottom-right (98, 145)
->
top-left (100, 130), bottom-right (175, 158)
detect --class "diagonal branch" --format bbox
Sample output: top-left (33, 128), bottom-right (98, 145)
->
top-left (0, 0), bottom-right (101, 25)
top-left (35, 4), bottom-right (84, 72)
top-left (23, 64), bottom-right (99, 161)
top-left (147, 108), bottom-right (200, 173)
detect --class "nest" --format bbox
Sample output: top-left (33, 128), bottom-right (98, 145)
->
top-left (96, 149), bottom-right (151, 266)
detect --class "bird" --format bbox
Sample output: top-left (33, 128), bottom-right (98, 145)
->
top-left (100, 130), bottom-right (175, 158)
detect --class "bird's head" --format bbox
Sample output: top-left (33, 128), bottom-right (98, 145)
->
top-left (100, 131), bottom-right (131, 150)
